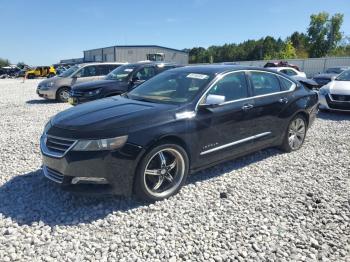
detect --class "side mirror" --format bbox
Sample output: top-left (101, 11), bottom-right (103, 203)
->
top-left (131, 76), bottom-right (140, 83)
top-left (199, 94), bottom-right (225, 108)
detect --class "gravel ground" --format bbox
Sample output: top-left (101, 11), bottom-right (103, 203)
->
top-left (0, 78), bottom-right (349, 262)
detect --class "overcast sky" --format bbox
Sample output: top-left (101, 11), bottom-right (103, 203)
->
top-left (1, 0), bottom-right (349, 65)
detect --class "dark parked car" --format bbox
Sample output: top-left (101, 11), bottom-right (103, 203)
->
top-left (312, 67), bottom-right (350, 88)
top-left (68, 62), bottom-right (178, 105)
top-left (40, 65), bottom-right (319, 201)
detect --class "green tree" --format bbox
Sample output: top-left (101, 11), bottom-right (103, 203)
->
top-left (307, 12), bottom-right (344, 57)
top-left (278, 41), bottom-right (297, 59)
top-left (0, 58), bottom-right (10, 67)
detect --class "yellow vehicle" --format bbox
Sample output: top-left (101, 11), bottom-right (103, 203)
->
top-left (26, 66), bottom-right (56, 79)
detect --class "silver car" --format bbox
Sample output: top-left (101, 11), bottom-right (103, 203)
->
top-left (36, 62), bottom-right (125, 102)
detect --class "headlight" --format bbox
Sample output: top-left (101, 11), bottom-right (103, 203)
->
top-left (86, 89), bottom-right (101, 96)
top-left (72, 135), bottom-right (128, 151)
top-left (319, 88), bottom-right (329, 96)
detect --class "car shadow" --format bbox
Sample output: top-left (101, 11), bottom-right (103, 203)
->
top-left (317, 111), bottom-right (350, 121)
top-left (0, 148), bottom-right (281, 226)
top-left (26, 99), bottom-right (61, 105)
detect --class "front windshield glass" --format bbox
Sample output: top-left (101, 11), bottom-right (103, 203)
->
top-left (335, 69), bottom-right (350, 81)
top-left (59, 65), bottom-right (79, 77)
top-left (106, 64), bottom-right (137, 81)
top-left (326, 68), bottom-right (343, 74)
top-left (128, 71), bottom-right (215, 104)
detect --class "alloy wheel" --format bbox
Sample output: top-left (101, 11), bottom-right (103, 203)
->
top-left (288, 117), bottom-right (306, 150)
top-left (144, 148), bottom-right (185, 198)
top-left (59, 89), bottom-right (70, 102)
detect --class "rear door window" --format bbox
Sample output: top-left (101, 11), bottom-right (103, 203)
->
top-left (279, 77), bottom-right (295, 91)
top-left (250, 72), bottom-right (281, 96)
top-left (79, 66), bottom-right (98, 77)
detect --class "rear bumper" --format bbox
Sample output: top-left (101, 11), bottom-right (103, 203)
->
top-left (40, 136), bottom-right (144, 196)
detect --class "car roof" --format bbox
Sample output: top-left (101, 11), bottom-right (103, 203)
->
top-left (80, 62), bottom-right (126, 67)
top-left (266, 67), bottom-right (297, 71)
top-left (169, 65), bottom-right (280, 75)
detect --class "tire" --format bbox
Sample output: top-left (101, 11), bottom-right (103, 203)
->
top-left (280, 114), bottom-right (307, 152)
top-left (56, 87), bottom-right (70, 103)
top-left (134, 143), bottom-right (189, 202)
top-left (47, 73), bottom-right (55, 78)
top-left (27, 74), bottom-right (34, 79)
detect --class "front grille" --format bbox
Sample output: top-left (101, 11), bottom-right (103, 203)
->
top-left (331, 94), bottom-right (350, 102)
top-left (43, 166), bottom-right (64, 183)
top-left (326, 95), bottom-right (350, 111)
top-left (45, 135), bottom-right (76, 156)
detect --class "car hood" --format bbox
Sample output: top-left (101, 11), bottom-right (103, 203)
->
top-left (38, 76), bottom-right (60, 87)
top-left (72, 79), bottom-right (127, 91)
top-left (50, 96), bottom-right (178, 137)
top-left (328, 81), bottom-right (350, 95)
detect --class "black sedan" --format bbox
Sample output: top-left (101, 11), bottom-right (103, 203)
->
top-left (40, 65), bottom-right (319, 201)
top-left (68, 62), bottom-right (178, 105)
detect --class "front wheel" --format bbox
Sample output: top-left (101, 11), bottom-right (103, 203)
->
top-left (280, 115), bottom-right (307, 152)
top-left (134, 143), bottom-right (189, 202)
top-left (56, 87), bottom-right (70, 102)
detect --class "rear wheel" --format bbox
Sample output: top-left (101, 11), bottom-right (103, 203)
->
top-left (27, 74), bottom-right (34, 79)
top-left (56, 87), bottom-right (70, 102)
top-left (280, 115), bottom-right (307, 152)
top-left (47, 73), bottom-right (55, 78)
top-left (134, 143), bottom-right (189, 202)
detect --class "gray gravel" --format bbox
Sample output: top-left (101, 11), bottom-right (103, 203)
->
top-left (0, 78), bottom-right (349, 261)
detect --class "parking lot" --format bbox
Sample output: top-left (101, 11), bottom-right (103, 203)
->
top-left (0, 79), bottom-right (349, 261)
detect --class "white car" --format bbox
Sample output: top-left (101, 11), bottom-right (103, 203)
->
top-left (266, 67), bottom-right (306, 79)
top-left (267, 67), bottom-right (319, 89)
top-left (319, 69), bottom-right (350, 112)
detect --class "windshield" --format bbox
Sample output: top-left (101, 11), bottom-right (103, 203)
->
top-left (335, 69), bottom-right (350, 81)
top-left (106, 64), bottom-right (137, 81)
top-left (128, 71), bottom-right (215, 104)
top-left (59, 65), bottom-right (79, 77)
top-left (325, 68), bottom-right (344, 74)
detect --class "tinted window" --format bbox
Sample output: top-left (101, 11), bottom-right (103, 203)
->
top-left (281, 69), bottom-right (297, 76)
top-left (78, 66), bottom-right (97, 77)
top-left (135, 67), bottom-right (156, 80)
top-left (250, 72), bottom-right (281, 95)
top-left (279, 76), bottom-right (295, 91)
top-left (208, 72), bottom-right (248, 102)
top-left (98, 65), bottom-right (119, 76)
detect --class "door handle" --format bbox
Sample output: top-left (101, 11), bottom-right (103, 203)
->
top-left (242, 104), bottom-right (254, 111)
top-left (279, 97), bottom-right (289, 104)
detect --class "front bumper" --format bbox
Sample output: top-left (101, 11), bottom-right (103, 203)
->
top-left (40, 135), bottom-right (144, 196)
top-left (319, 93), bottom-right (350, 112)
top-left (36, 88), bottom-right (56, 100)
top-left (69, 93), bottom-right (102, 105)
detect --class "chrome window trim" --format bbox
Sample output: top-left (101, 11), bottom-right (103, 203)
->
top-left (200, 132), bottom-right (271, 155)
top-left (195, 70), bottom-right (296, 111)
